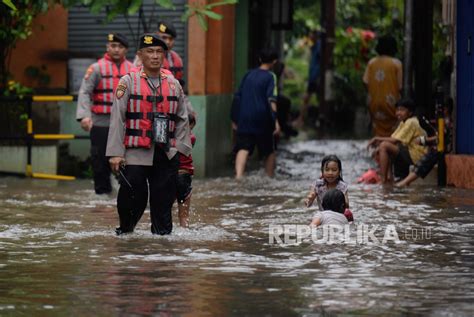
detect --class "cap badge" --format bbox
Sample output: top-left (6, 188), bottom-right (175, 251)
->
top-left (108, 34), bottom-right (114, 41)
top-left (159, 24), bottom-right (167, 33)
top-left (143, 36), bottom-right (153, 44)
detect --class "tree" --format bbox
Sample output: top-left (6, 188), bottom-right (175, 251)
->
top-left (0, 0), bottom-right (61, 92)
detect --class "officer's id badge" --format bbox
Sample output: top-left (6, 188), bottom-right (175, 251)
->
top-left (144, 36), bottom-right (153, 44)
top-left (108, 34), bottom-right (114, 41)
top-left (84, 66), bottom-right (94, 80)
top-left (159, 24), bottom-right (167, 33)
top-left (116, 82), bottom-right (127, 99)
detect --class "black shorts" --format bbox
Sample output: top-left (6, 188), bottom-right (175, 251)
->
top-left (234, 133), bottom-right (275, 158)
top-left (393, 144), bottom-right (413, 179)
top-left (176, 173), bottom-right (192, 203)
top-left (414, 150), bottom-right (438, 178)
top-left (307, 80), bottom-right (319, 94)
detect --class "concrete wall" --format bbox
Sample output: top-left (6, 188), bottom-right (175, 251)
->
top-left (0, 146), bottom-right (57, 174)
top-left (59, 101), bottom-right (90, 160)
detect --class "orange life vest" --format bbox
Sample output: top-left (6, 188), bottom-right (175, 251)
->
top-left (92, 54), bottom-right (134, 114)
top-left (124, 69), bottom-right (179, 149)
top-left (162, 50), bottom-right (183, 81)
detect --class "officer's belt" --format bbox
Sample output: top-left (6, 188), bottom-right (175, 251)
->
top-left (129, 94), bottom-right (178, 102)
top-left (93, 101), bottom-right (113, 106)
top-left (100, 75), bottom-right (123, 79)
top-left (126, 128), bottom-right (175, 139)
top-left (126, 112), bottom-right (178, 121)
top-left (93, 89), bottom-right (114, 93)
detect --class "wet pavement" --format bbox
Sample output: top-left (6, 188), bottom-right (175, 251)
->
top-left (0, 140), bottom-right (473, 316)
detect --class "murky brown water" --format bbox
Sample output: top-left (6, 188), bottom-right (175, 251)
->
top-left (1, 140), bottom-right (473, 316)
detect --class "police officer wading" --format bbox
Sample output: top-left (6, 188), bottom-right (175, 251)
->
top-left (106, 34), bottom-right (192, 235)
top-left (76, 33), bottom-right (134, 194)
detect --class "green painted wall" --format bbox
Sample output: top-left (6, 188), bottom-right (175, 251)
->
top-left (188, 94), bottom-right (233, 177)
top-left (234, 0), bottom-right (249, 90)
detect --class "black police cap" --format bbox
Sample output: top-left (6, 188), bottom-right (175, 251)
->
top-left (138, 33), bottom-right (168, 50)
top-left (157, 21), bottom-right (177, 38)
top-left (108, 33), bottom-right (129, 48)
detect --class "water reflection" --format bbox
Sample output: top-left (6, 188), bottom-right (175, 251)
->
top-left (0, 140), bottom-right (473, 316)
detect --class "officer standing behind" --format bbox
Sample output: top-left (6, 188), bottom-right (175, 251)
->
top-left (133, 21), bottom-right (184, 85)
top-left (156, 21), bottom-right (184, 85)
top-left (106, 34), bottom-right (192, 235)
top-left (76, 33), bottom-right (134, 194)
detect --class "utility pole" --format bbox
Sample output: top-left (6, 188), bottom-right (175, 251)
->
top-left (319, 0), bottom-right (336, 129)
top-left (403, 0), bottom-right (414, 98)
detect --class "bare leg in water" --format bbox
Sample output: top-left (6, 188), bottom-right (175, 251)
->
top-left (235, 149), bottom-right (249, 179)
top-left (178, 196), bottom-right (190, 228)
top-left (378, 141), bottom-right (399, 184)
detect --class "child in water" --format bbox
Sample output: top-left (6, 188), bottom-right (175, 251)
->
top-left (305, 155), bottom-right (353, 221)
top-left (310, 189), bottom-right (349, 227)
top-left (176, 114), bottom-right (197, 228)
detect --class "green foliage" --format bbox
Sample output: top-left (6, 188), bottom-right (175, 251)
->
top-left (333, 27), bottom-right (376, 109)
top-left (291, 0), bottom-right (321, 37)
top-left (182, 0), bottom-right (237, 31)
top-left (24, 65), bottom-right (51, 87)
top-left (2, 0), bottom-right (16, 10)
top-left (283, 41), bottom-right (310, 109)
top-left (0, 0), bottom-right (61, 94)
top-left (286, 0), bottom-right (404, 114)
top-left (4, 80), bottom-right (33, 98)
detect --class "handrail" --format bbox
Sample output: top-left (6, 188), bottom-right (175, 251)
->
top-left (32, 95), bottom-right (75, 102)
top-left (0, 95), bottom-right (84, 180)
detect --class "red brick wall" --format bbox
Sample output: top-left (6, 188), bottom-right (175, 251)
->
top-left (187, 0), bottom-right (235, 95)
top-left (446, 154), bottom-right (474, 189)
top-left (9, 5), bottom-right (68, 90)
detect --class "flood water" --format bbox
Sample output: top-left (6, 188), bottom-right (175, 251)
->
top-left (1, 140), bottom-right (473, 316)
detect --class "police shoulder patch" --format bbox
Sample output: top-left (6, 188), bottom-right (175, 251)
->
top-left (84, 66), bottom-right (94, 80)
top-left (116, 82), bottom-right (127, 99)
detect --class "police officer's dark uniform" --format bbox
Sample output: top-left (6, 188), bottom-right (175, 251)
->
top-left (106, 34), bottom-right (192, 235)
top-left (76, 33), bottom-right (134, 194)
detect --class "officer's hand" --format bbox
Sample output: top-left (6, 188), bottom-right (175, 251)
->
top-left (80, 117), bottom-right (93, 132)
top-left (231, 122), bottom-right (238, 131)
top-left (109, 157), bottom-right (125, 173)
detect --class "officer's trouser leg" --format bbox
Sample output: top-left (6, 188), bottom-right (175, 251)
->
top-left (117, 165), bottom-right (149, 232)
top-left (149, 148), bottom-right (178, 235)
top-left (90, 126), bottom-right (112, 194)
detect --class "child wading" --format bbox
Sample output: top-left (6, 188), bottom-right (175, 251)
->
top-left (310, 189), bottom-right (349, 227)
top-left (176, 114), bottom-right (196, 228)
top-left (305, 155), bottom-right (353, 221)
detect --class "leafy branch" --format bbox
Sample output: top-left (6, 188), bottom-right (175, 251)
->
top-left (182, 0), bottom-right (238, 31)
